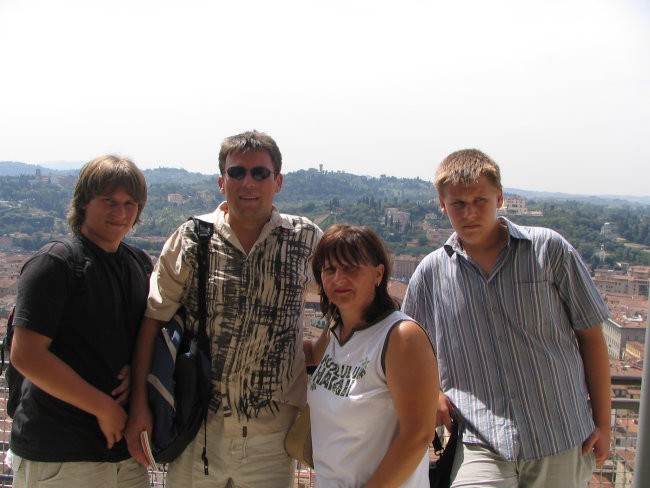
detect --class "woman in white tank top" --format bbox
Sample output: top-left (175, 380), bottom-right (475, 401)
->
top-left (304, 224), bottom-right (439, 488)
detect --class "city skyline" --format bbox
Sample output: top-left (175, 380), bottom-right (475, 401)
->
top-left (1, 0), bottom-right (649, 197)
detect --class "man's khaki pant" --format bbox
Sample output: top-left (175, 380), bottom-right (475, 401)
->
top-left (451, 444), bottom-right (595, 488)
top-left (167, 410), bottom-right (294, 488)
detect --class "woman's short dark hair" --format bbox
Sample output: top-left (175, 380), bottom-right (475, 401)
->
top-left (68, 155), bottom-right (147, 233)
top-left (311, 224), bottom-right (397, 324)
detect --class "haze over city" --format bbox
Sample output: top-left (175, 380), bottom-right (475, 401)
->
top-left (1, 0), bottom-right (648, 197)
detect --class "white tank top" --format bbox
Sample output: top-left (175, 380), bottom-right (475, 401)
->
top-left (307, 310), bottom-right (430, 488)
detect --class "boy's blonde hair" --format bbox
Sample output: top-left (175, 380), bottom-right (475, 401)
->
top-left (68, 155), bottom-right (147, 233)
top-left (435, 149), bottom-right (501, 195)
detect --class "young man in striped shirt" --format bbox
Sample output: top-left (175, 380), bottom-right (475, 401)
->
top-left (402, 149), bottom-right (611, 488)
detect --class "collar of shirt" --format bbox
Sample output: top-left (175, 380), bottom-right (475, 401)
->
top-left (443, 217), bottom-right (531, 257)
top-left (211, 201), bottom-right (296, 232)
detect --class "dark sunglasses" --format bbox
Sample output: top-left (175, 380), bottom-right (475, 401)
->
top-left (225, 166), bottom-right (275, 181)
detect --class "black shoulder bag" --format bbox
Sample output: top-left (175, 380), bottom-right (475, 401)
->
top-left (146, 217), bottom-right (213, 472)
top-left (429, 418), bottom-right (460, 488)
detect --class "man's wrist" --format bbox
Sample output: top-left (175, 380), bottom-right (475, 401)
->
top-left (129, 385), bottom-right (149, 408)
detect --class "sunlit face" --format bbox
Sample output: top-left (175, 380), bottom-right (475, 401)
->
top-left (218, 150), bottom-right (282, 228)
top-left (320, 257), bottom-right (384, 317)
top-left (80, 187), bottom-right (139, 252)
top-left (439, 175), bottom-right (503, 251)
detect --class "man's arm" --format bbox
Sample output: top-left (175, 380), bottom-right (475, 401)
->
top-left (402, 259), bottom-right (453, 429)
top-left (11, 327), bottom-right (127, 449)
top-left (124, 316), bottom-right (164, 467)
top-left (575, 325), bottom-right (611, 467)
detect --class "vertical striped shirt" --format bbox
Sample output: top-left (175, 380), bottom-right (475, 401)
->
top-left (402, 218), bottom-right (609, 461)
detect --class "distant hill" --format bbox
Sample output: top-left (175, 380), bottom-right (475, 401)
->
top-left (0, 161), bottom-right (77, 176)
top-left (1, 161), bottom-right (648, 205)
top-left (505, 187), bottom-right (650, 206)
top-left (142, 167), bottom-right (215, 185)
top-left (0, 161), bottom-right (648, 265)
top-left (0, 161), bottom-right (213, 185)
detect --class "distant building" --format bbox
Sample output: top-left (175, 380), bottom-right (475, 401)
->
top-left (602, 317), bottom-right (646, 360)
top-left (502, 195), bottom-right (528, 215)
top-left (601, 292), bottom-right (648, 319)
top-left (594, 270), bottom-right (649, 297)
top-left (601, 222), bottom-right (617, 238)
top-left (497, 195), bottom-right (543, 217)
top-left (387, 279), bottom-right (408, 306)
top-left (167, 193), bottom-right (183, 204)
top-left (391, 254), bottom-right (422, 281)
top-left (384, 208), bottom-right (410, 232)
top-left (196, 190), bottom-right (213, 202)
top-left (625, 341), bottom-right (645, 361)
top-left (629, 265), bottom-right (650, 280)
top-left (426, 228), bottom-right (454, 246)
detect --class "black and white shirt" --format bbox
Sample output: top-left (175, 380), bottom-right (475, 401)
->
top-left (146, 203), bottom-right (322, 435)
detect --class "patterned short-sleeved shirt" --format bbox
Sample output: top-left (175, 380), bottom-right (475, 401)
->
top-left (147, 203), bottom-right (322, 435)
top-left (402, 218), bottom-right (609, 461)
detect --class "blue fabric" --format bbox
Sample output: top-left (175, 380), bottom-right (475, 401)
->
top-left (148, 309), bottom-right (184, 451)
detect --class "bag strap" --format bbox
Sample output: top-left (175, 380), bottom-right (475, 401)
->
top-left (432, 431), bottom-right (444, 452)
top-left (432, 417), bottom-right (459, 454)
top-left (191, 217), bottom-right (214, 357)
top-left (194, 218), bottom-right (213, 349)
top-left (51, 235), bottom-right (88, 279)
top-left (121, 242), bottom-right (154, 276)
top-left (189, 216), bottom-right (214, 475)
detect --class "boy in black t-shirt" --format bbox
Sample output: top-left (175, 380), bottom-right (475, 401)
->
top-left (7, 155), bottom-right (152, 488)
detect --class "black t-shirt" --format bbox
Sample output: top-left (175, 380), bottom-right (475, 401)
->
top-left (9, 235), bottom-right (151, 462)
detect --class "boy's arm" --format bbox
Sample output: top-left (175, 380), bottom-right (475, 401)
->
top-left (11, 327), bottom-right (127, 449)
top-left (575, 325), bottom-right (611, 467)
top-left (112, 364), bottom-right (131, 406)
top-left (125, 316), bottom-right (164, 467)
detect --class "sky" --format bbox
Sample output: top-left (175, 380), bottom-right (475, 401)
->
top-left (1, 0), bottom-right (649, 196)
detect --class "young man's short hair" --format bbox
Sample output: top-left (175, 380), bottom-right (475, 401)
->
top-left (435, 149), bottom-right (502, 195)
top-left (68, 155), bottom-right (147, 233)
top-left (218, 130), bottom-right (282, 175)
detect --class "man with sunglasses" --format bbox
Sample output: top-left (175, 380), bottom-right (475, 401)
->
top-left (126, 130), bottom-right (322, 488)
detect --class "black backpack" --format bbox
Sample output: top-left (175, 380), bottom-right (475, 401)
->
top-left (0, 236), bottom-right (152, 418)
top-left (146, 217), bottom-right (213, 469)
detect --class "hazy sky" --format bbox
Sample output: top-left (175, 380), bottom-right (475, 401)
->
top-left (1, 0), bottom-right (649, 196)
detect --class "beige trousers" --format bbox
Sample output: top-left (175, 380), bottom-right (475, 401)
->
top-left (7, 452), bottom-right (148, 488)
top-left (166, 410), bottom-right (294, 488)
top-left (451, 444), bottom-right (595, 488)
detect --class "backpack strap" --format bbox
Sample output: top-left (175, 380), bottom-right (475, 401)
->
top-left (189, 216), bottom-right (214, 475)
top-left (190, 217), bottom-right (214, 357)
top-left (0, 307), bottom-right (15, 374)
top-left (51, 235), bottom-right (88, 279)
top-left (121, 242), bottom-right (154, 276)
